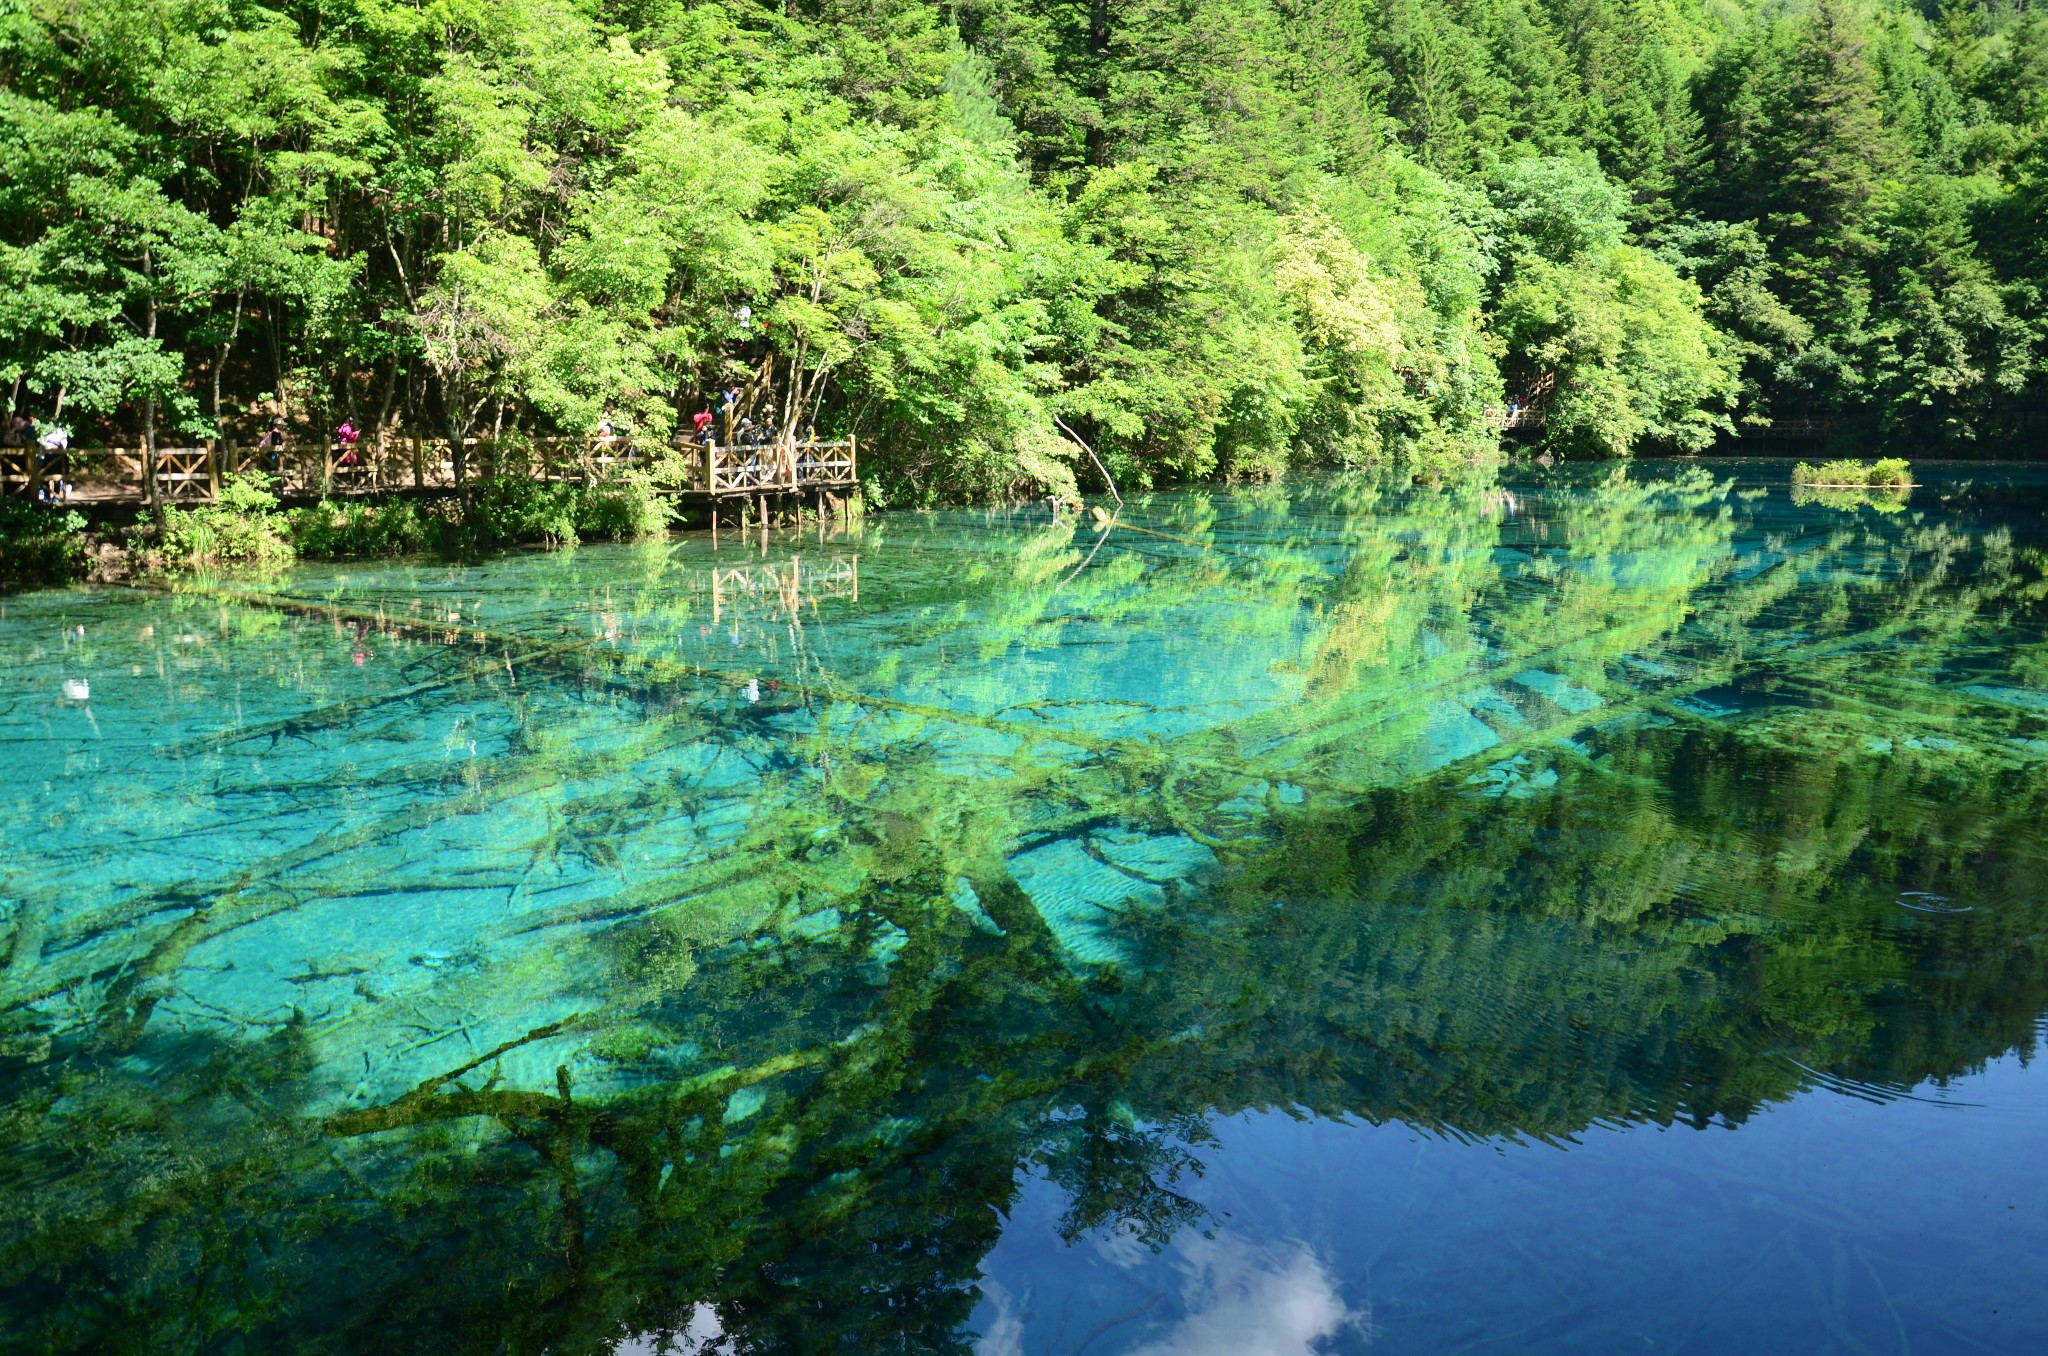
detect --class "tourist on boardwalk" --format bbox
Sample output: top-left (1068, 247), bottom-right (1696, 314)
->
top-left (256, 421), bottom-right (285, 469)
top-left (4, 413), bottom-right (28, 447)
top-left (693, 406), bottom-right (714, 441)
top-left (334, 419), bottom-right (362, 467)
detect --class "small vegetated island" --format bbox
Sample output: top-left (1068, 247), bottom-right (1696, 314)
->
top-left (3, 0), bottom-right (2045, 586)
top-left (1791, 456), bottom-right (1916, 509)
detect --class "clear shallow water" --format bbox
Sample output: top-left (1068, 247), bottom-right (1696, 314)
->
top-left (2, 460), bottom-right (2046, 1353)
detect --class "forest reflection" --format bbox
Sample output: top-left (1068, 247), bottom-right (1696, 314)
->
top-left (2, 465), bottom-right (2045, 1354)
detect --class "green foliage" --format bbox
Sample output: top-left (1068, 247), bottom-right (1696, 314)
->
top-left (0, 498), bottom-right (89, 587)
top-left (1688, 0), bottom-right (2045, 442)
top-left (449, 475), bottom-right (673, 553)
top-left (151, 473), bottom-right (295, 569)
top-left (1491, 158), bottom-right (1739, 456)
top-left (1793, 458), bottom-right (1913, 488)
top-left (0, 0), bottom-right (2040, 495)
top-left (576, 475), bottom-right (674, 541)
top-left (457, 479), bottom-right (585, 550)
top-left (287, 476), bottom-right (669, 561)
top-left (289, 498), bottom-right (441, 559)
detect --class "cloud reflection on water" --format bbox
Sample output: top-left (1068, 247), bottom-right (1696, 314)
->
top-left (976, 1231), bottom-right (1360, 1356)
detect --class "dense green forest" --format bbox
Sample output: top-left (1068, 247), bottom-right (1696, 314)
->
top-left (2, 0), bottom-right (2044, 500)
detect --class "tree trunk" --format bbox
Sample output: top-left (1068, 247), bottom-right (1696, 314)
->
top-left (441, 373), bottom-right (468, 492)
top-left (144, 270), bottom-right (161, 521)
top-left (213, 285), bottom-right (245, 432)
top-left (374, 353), bottom-right (398, 438)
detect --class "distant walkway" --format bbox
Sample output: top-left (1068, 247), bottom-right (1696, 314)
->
top-left (0, 433), bottom-right (857, 506)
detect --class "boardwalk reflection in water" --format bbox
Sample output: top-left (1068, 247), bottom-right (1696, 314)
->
top-left (1, 462), bottom-right (2045, 1353)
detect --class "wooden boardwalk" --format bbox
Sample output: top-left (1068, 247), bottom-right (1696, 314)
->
top-left (0, 432), bottom-right (856, 509)
top-left (685, 437), bottom-right (856, 499)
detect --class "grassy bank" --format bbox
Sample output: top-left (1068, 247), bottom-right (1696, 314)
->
top-left (1, 473), bottom-right (678, 590)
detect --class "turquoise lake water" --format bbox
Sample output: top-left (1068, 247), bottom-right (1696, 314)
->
top-left (2, 460), bottom-right (2045, 1353)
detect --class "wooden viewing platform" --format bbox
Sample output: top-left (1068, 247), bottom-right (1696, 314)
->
top-left (687, 436), bottom-right (856, 499)
top-left (0, 432), bottom-right (856, 510)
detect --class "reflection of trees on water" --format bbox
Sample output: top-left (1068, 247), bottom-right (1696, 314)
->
top-left (3, 469), bottom-right (2047, 1352)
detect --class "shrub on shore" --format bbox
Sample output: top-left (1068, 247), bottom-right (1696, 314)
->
top-left (291, 498), bottom-right (441, 559)
top-left (442, 476), bottom-right (670, 554)
top-left (576, 475), bottom-right (673, 542)
top-left (0, 499), bottom-right (90, 588)
top-left (146, 474), bottom-right (296, 570)
top-left (8, 473), bottom-right (674, 590)
top-left (292, 476), bottom-right (671, 560)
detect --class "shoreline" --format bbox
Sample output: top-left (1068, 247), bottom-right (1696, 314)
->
top-left (0, 452), bottom-right (1993, 597)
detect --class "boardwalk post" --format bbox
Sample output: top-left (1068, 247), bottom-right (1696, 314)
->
top-left (204, 438), bottom-right (219, 502)
top-left (412, 435), bottom-right (423, 489)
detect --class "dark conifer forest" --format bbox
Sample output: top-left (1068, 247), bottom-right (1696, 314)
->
top-left (3, 0), bottom-right (2044, 498)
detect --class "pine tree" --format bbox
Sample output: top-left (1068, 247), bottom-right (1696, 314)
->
top-left (1760, 0), bottom-right (1898, 320)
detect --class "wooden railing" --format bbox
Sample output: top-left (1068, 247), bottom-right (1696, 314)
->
top-left (6, 432), bottom-right (859, 507)
top-left (688, 436), bottom-right (858, 497)
top-left (155, 447), bottom-right (217, 502)
top-left (0, 448), bottom-right (41, 498)
top-left (226, 436), bottom-right (655, 495)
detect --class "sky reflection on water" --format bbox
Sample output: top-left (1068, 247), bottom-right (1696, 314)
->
top-left (976, 1047), bottom-right (2048, 1355)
